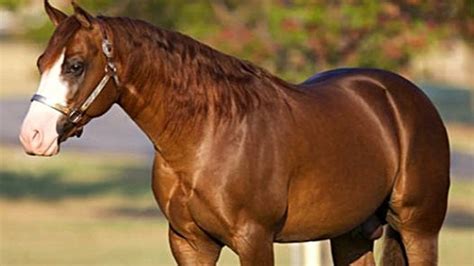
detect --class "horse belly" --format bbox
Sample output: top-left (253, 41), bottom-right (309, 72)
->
top-left (275, 169), bottom-right (390, 242)
top-left (275, 127), bottom-right (397, 242)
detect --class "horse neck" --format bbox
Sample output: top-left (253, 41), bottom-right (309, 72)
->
top-left (104, 19), bottom-right (204, 160)
top-left (105, 17), bottom-right (291, 161)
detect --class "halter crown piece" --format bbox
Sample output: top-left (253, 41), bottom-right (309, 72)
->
top-left (31, 19), bottom-right (120, 124)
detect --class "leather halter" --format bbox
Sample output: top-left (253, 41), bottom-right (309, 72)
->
top-left (31, 20), bottom-right (120, 124)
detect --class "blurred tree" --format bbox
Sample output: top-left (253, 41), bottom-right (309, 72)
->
top-left (0, 0), bottom-right (27, 11)
top-left (2, 0), bottom-right (473, 82)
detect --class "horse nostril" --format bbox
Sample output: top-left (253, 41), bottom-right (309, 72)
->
top-left (30, 130), bottom-right (43, 148)
top-left (32, 130), bottom-right (39, 140)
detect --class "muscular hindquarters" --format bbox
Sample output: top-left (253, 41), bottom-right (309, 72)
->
top-left (381, 73), bottom-right (450, 235)
top-left (276, 78), bottom-right (402, 242)
top-left (369, 71), bottom-right (450, 265)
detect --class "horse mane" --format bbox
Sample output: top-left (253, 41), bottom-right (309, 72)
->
top-left (100, 16), bottom-right (296, 124)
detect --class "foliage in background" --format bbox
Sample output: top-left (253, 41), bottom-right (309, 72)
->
top-left (2, 0), bottom-right (473, 82)
top-left (0, 0), bottom-right (27, 11)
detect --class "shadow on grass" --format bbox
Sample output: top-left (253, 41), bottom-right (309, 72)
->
top-left (0, 166), bottom-right (151, 200)
top-left (2, 167), bottom-right (473, 228)
top-left (444, 209), bottom-right (474, 229)
top-left (101, 206), bottom-right (162, 219)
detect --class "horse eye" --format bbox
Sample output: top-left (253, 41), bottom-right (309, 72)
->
top-left (68, 62), bottom-right (84, 76)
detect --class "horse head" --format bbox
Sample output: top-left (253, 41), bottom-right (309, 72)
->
top-left (19, 0), bottom-right (120, 156)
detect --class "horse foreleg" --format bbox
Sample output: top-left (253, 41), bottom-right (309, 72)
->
top-left (330, 230), bottom-right (376, 266)
top-left (168, 226), bottom-right (222, 266)
top-left (230, 223), bottom-right (275, 266)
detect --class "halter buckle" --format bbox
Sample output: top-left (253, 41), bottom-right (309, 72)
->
top-left (102, 39), bottom-right (113, 58)
top-left (68, 109), bottom-right (82, 124)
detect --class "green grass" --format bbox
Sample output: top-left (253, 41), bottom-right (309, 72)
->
top-left (439, 228), bottom-right (474, 265)
top-left (0, 146), bottom-right (291, 265)
top-left (1, 145), bottom-right (473, 265)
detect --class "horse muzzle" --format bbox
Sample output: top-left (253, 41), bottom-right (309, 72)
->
top-left (19, 124), bottom-right (61, 157)
top-left (19, 101), bottom-right (63, 157)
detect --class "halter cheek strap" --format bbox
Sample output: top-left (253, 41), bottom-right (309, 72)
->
top-left (31, 19), bottom-right (120, 124)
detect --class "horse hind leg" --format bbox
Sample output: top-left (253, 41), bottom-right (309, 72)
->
top-left (383, 138), bottom-right (449, 265)
top-left (380, 224), bottom-right (440, 266)
top-left (381, 78), bottom-right (450, 265)
top-left (381, 169), bottom-right (448, 266)
top-left (380, 225), bottom-right (407, 266)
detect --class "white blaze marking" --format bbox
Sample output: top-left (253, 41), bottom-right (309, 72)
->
top-left (19, 49), bottom-right (70, 156)
top-left (36, 49), bottom-right (69, 104)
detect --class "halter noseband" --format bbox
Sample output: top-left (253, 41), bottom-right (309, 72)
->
top-left (31, 19), bottom-right (120, 124)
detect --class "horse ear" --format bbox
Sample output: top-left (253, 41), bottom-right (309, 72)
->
top-left (72, 1), bottom-right (94, 29)
top-left (44, 0), bottom-right (68, 27)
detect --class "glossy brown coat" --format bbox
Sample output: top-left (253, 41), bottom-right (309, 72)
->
top-left (27, 2), bottom-right (450, 265)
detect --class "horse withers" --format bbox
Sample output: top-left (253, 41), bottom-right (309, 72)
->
top-left (20, 1), bottom-right (450, 265)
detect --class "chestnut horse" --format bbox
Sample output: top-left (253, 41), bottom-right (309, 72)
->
top-left (20, 1), bottom-right (450, 265)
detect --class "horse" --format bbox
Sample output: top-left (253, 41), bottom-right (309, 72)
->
top-left (20, 1), bottom-right (450, 265)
